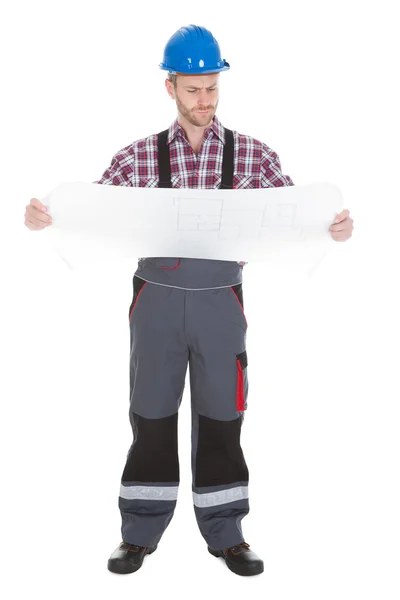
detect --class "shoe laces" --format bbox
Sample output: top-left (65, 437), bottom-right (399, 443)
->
top-left (226, 541), bottom-right (250, 554)
top-left (121, 541), bottom-right (146, 552)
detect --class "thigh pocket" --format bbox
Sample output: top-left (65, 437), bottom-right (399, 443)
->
top-left (236, 350), bottom-right (248, 412)
top-left (128, 276), bottom-right (148, 322)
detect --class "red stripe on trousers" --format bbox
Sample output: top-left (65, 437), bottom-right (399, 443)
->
top-left (236, 359), bottom-right (245, 411)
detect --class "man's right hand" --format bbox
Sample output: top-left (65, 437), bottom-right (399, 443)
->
top-left (25, 198), bottom-right (52, 230)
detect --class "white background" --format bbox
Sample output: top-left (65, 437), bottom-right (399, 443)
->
top-left (1, 0), bottom-right (399, 598)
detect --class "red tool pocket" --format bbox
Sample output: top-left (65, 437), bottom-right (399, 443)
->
top-left (236, 350), bottom-right (248, 411)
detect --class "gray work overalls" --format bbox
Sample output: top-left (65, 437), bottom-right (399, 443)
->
top-left (119, 127), bottom-right (250, 551)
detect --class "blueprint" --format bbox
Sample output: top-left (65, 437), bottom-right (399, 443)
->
top-left (41, 181), bottom-right (343, 276)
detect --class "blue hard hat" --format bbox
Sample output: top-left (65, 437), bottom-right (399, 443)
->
top-left (159, 24), bottom-right (230, 75)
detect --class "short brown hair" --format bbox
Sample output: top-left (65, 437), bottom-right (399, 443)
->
top-left (167, 73), bottom-right (178, 88)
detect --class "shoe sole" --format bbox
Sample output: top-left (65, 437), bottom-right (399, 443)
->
top-left (108, 544), bottom-right (158, 574)
top-left (207, 546), bottom-right (264, 576)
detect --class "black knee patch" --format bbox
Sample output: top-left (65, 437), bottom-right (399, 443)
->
top-left (195, 414), bottom-right (249, 487)
top-left (122, 412), bottom-right (179, 483)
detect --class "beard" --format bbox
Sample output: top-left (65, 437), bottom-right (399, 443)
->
top-left (175, 91), bottom-right (219, 127)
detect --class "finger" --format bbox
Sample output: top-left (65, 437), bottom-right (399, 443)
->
top-left (26, 212), bottom-right (51, 227)
top-left (331, 218), bottom-right (354, 233)
top-left (334, 209), bottom-right (350, 223)
top-left (30, 198), bottom-right (48, 213)
top-left (330, 223), bottom-right (347, 232)
top-left (331, 230), bottom-right (347, 239)
top-left (25, 218), bottom-right (42, 230)
top-left (26, 207), bottom-right (52, 224)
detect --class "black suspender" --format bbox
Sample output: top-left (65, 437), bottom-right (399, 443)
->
top-left (157, 128), bottom-right (172, 188)
top-left (220, 128), bottom-right (234, 189)
top-left (157, 126), bottom-right (234, 189)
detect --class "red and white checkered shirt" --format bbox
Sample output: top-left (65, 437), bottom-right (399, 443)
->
top-left (93, 114), bottom-right (294, 266)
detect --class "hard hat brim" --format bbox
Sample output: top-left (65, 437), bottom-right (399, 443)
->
top-left (159, 61), bottom-right (230, 75)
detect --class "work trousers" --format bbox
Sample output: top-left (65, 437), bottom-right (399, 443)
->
top-left (119, 257), bottom-right (249, 550)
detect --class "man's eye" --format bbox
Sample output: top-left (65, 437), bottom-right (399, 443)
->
top-left (187, 88), bottom-right (217, 93)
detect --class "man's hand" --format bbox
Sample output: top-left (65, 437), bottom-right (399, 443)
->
top-left (25, 198), bottom-right (52, 231)
top-left (329, 209), bottom-right (354, 241)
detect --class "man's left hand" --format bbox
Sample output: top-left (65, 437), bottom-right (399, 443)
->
top-left (329, 209), bottom-right (354, 241)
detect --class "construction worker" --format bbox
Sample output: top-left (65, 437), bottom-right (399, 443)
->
top-left (24, 24), bottom-right (354, 577)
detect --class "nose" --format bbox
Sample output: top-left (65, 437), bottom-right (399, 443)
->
top-left (197, 89), bottom-right (210, 107)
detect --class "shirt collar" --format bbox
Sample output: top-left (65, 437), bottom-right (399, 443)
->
top-left (167, 114), bottom-right (225, 145)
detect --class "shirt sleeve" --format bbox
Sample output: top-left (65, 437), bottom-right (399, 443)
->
top-left (260, 146), bottom-right (294, 187)
top-left (92, 152), bottom-right (133, 186)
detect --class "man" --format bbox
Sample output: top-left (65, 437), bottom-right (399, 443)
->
top-left (24, 24), bottom-right (354, 577)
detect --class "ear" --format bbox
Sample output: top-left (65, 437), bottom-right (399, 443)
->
top-left (165, 79), bottom-right (175, 100)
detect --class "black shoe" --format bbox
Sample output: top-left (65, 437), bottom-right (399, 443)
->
top-left (108, 541), bottom-right (158, 574)
top-left (208, 542), bottom-right (264, 576)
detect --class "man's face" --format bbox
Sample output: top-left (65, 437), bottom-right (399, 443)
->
top-left (167, 73), bottom-right (220, 127)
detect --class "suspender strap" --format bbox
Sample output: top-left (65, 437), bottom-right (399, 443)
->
top-left (220, 127), bottom-right (234, 189)
top-left (157, 128), bottom-right (172, 188)
top-left (156, 125), bottom-right (234, 189)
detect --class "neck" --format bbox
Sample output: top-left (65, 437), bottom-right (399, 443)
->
top-left (177, 113), bottom-right (214, 155)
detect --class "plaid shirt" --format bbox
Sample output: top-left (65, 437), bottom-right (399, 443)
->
top-left (93, 114), bottom-right (294, 266)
